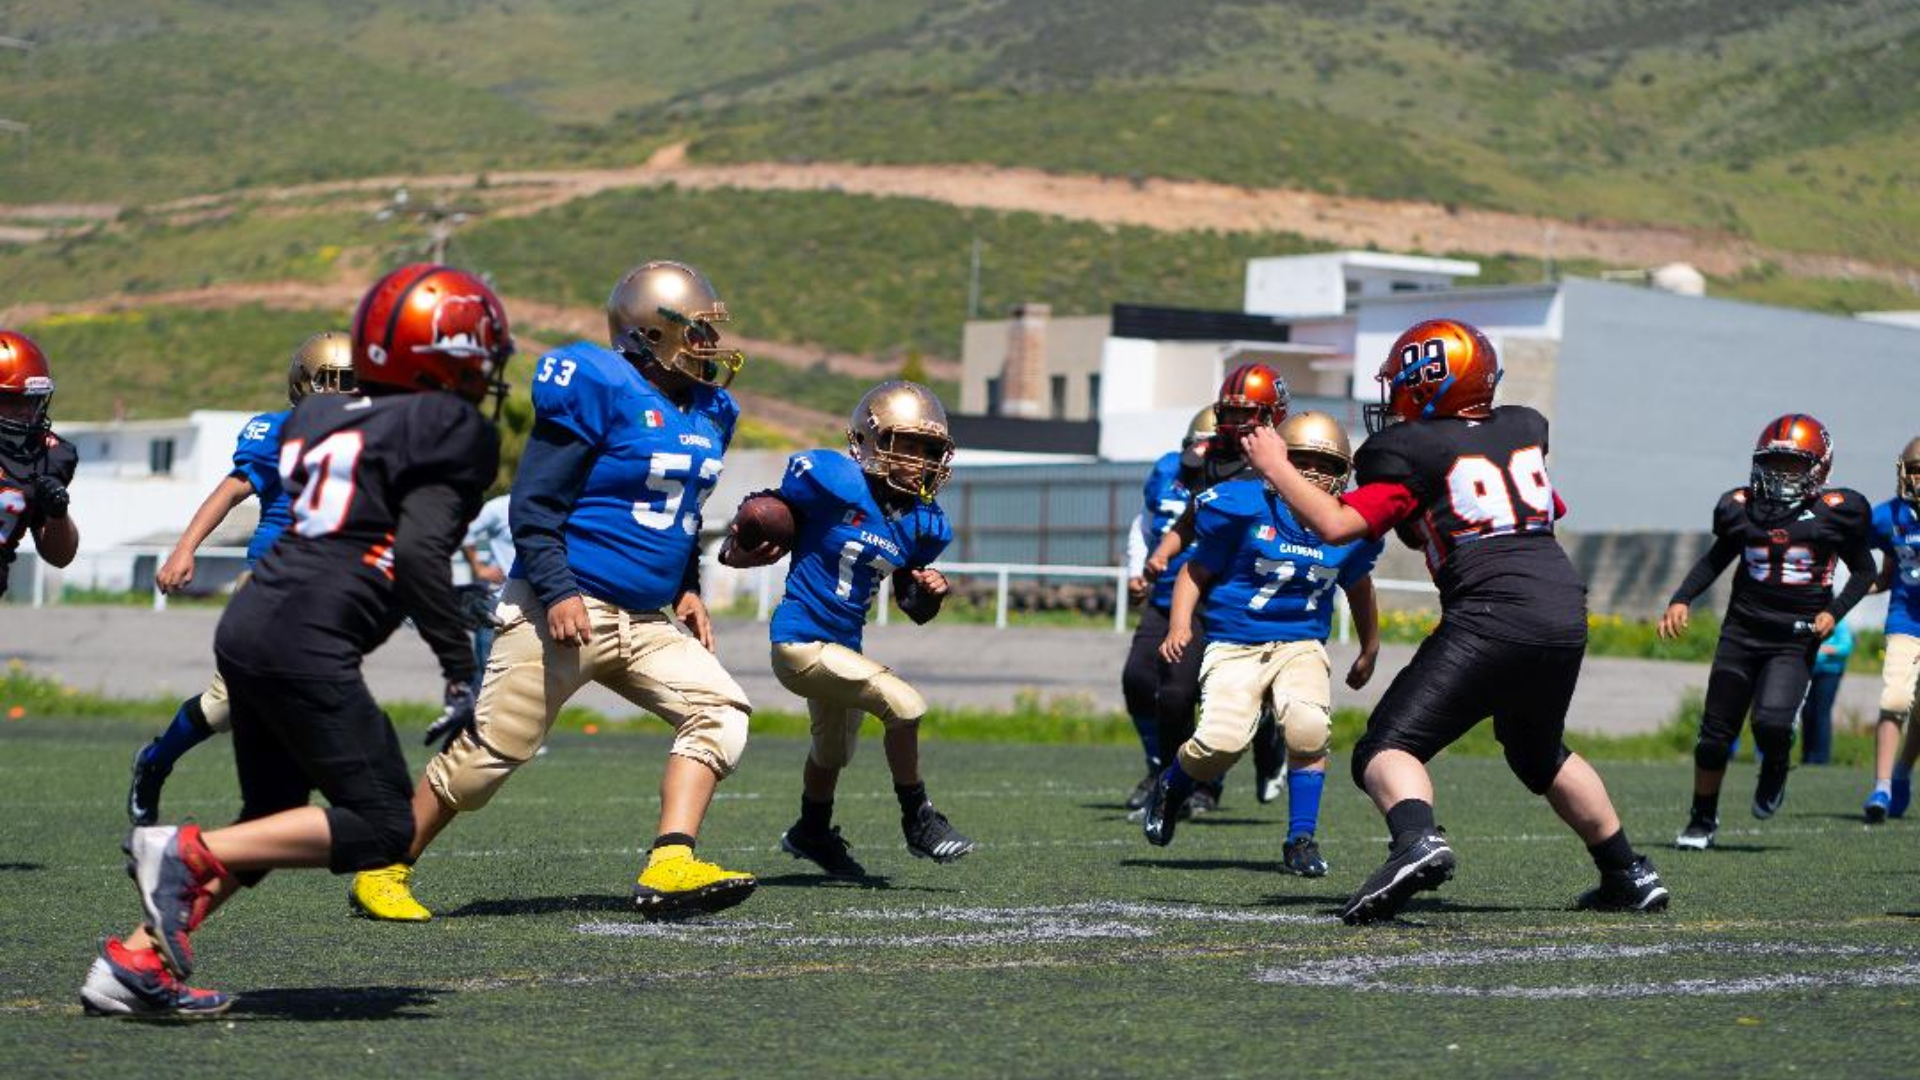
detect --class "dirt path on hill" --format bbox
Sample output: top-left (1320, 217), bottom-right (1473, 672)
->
top-left (6, 144), bottom-right (1910, 287)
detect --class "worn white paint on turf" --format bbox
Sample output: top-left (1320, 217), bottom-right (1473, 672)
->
top-left (577, 900), bottom-right (1335, 949)
top-left (1253, 941), bottom-right (1920, 998)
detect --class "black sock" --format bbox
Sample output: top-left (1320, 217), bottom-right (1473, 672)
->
top-left (1587, 828), bottom-right (1635, 874)
top-left (1384, 799), bottom-right (1436, 849)
top-left (181, 695), bottom-right (213, 737)
top-left (1691, 791), bottom-right (1720, 822)
top-left (895, 781), bottom-right (928, 818)
top-left (798, 796), bottom-right (834, 834)
top-left (652, 832), bottom-right (696, 851)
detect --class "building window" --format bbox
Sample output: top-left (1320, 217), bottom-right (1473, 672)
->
top-left (1050, 375), bottom-right (1068, 419)
top-left (1087, 373), bottom-right (1101, 416)
top-left (148, 438), bottom-right (175, 476)
top-left (986, 376), bottom-right (1003, 416)
top-left (1390, 280), bottom-right (1421, 293)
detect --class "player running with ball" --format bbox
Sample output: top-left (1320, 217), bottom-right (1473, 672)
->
top-left (1149, 412), bottom-right (1382, 877)
top-left (1247, 318), bottom-right (1668, 923)
top-left (722, 381), bottom-right (969, 876)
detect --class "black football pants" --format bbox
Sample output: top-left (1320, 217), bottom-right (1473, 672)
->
top-left (1693, 631), bottom-right (1817, 772)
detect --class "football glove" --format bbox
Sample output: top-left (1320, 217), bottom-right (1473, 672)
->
top-left (425, 681), bottom-right (477, 751)
top-left (454, 583), bottom-right (499, 632)
top-left (30, 473), bottom-right (68, 521)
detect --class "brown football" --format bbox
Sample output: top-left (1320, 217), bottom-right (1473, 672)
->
top-left (731, 493), bottom-right (796, 550)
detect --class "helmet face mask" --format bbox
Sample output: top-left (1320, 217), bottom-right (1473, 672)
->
top-left (1898, 437), bottom-right (1920, 505)
top-left (1213, 364), bottom-right (1288, 444)
top-left (607, 261), bottom-right (746, 389)
top-left (848, 381), bottom-right (954, 504)
top-left (1279, 410), bottom-right (1354, 496)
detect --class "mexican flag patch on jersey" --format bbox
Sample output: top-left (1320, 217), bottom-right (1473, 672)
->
top-left (1254, 524), bottom-right (1277, 541)
top-left (642, 409), bottom-right (664, 428)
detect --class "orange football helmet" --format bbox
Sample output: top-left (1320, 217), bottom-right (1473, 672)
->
top-left (1214, 363), bottom-right (1288, 442)
top-left (1751, 413), bottom-right (1831, 513)
top-left (350, 264), bottom-right (513, 413)
top-left (1365, 318), bottom-right (1501, 434)
top-left (0, 330), bottom-right (55, 451)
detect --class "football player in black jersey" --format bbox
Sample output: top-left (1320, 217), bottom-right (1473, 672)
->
top-left (1245, 318), bottom-right (1667, 923)
top-left (80, 266), bottom-right (512, 1018)
top-left (1141, 363), bottom-right (1289, 816)
top-left (1659, 415), bottom-right (1875, 849)
top-left (0, 330), bottom-right (80, 598)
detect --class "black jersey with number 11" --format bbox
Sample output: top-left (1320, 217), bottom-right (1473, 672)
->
top-left (216, 391), bottom-right (499, 681)
top-left (1353, 405), bottom-right (1587, 647)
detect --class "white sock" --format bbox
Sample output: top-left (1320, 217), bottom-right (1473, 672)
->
top-left (1875, 779), bottom-right (1894, 797)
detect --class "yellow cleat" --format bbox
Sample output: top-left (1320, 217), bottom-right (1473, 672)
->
top-left (631, 844), bottom-right (756, 921)
top-left (349, 864), bottom-right (433, 923)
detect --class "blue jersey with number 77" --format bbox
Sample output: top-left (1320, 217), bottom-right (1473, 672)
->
top-left (1189, 478), bottom-right (1382, 645)
top-left (511, 341), bottom-right (734, 612)
top-left (770, 449), bottom-right (951, 650)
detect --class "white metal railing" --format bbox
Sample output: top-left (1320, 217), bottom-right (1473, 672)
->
top-left (23, 546), bottom-right (253, 610)
top-left (747, 557), bottom-right (1437, 635)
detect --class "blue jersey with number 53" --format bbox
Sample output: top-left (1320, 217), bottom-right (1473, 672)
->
top-left (770, 450), bottom-right (951, 650)
top-left (1873, 497), bottom-right (1920, 637)
top-left (1190, 478), bottom-right (1382, 645)
top-left (513, 341), bottom-right (734, 612)
top-left (231, 409), bottom-right (291, 564)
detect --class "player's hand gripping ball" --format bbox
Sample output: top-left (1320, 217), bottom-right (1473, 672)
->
top-left (720, 491), bottom-right (794, 567)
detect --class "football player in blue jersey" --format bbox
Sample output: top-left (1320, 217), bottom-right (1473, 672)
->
top-left (723, 381), bottom-right (966, 877)
top-left (1118, 407), bottom-right (1211, 809)
top-left (1148, 412), bottom-right (1382, 876)
top-left (1864, 437), bottom-right (1920, 822)
top-left (350, 261), bottom-right (759, 922)
top-left (126, 332), bottom-right (356, 826)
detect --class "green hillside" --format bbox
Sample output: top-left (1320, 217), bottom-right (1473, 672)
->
top-left (2, 1), bottom-right (1914, 265)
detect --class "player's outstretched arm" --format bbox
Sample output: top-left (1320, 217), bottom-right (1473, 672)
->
top-left (1240, 427), bottom-right (1370, 543)
top-left (1826, 534), bottom-right (1882, 628)
top-left (1343, 575), bottom-right (1380, 689)
top-left (157, 475), bottom-right (253, 592)
top-left (1144, 517), bottom-right (1190, 578)
top-left (393, 481), bottom-right (480, 690)
top-left (1160, 562), bottom-right (1211, 663)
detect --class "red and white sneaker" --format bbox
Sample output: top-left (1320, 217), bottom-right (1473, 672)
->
top-left (80, 937), bottom-right (230, 1018)
top-left (124, 823), bottom-right (232, 977)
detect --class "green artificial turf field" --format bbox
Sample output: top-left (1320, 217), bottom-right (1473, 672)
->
top-left (2, 717), bottom-right (1914, 1078)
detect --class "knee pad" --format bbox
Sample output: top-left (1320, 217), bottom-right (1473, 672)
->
top-left (1280, 700), bottom-right (1332, 758)
top-left (426, 722), bottom-right (541, 812)
top-left (1751, 721), bottom-right (1794, 761)
top-left (872, 677), bottom-right (926, 730)
top-left (1694, 735), bottom-right (1734, 773)
top-left (197, 682), bottom-right (233, 735)
top-left (671, 705), bottom-right (750, 778)
top-left (1176, 738), bottom-right (1245, 784)
top-left (1505, 741), bottom-right (1570, 796)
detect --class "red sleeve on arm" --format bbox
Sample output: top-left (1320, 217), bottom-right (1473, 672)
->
top-left (1553, 491), bottom-right (1568, 520)
top-left (1340, 482), bottom-right (1420, 540)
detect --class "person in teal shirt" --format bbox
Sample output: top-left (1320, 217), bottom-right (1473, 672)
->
top-left (1801, 620), bottom-right (1854, 765)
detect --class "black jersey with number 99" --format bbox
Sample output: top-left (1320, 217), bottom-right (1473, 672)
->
top-left (1353, 405), bottom-right (1587, 647)
top-left (216, 391), bottom-right (499, 680)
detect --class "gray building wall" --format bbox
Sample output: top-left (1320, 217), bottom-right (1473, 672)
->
top-left (1551, 278), bottom-right (1920, 532)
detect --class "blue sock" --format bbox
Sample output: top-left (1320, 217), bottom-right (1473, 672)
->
top-left (143, 697), bottom-right (213, 772)
top-left (1130, 714), bottom-right (1160, 771)
top-left (1287, 767), bottom-right (1325, 839)
top-left (1163, 761), bottom-right (1197, 801)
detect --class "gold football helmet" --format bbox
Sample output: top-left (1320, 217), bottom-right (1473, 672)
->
top-left (1899, 437), bottom-right (1920, 505)
top-left (1181, 405), bottom-right (1217, 466)
top-left (606, 261), bottom-right (745, 388)
top-left (288, 330), bottom-right (356, 404)
top-left (849, 380), bottom-right (955, 503)
top-left (1280, 411), bottom-right (1353, 495)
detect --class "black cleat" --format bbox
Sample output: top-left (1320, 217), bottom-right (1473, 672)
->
top-left (1752, 759), bottom-right (1790, 820)
top-left (1141, 769), bottom-right (1187, 847)
top-left (127, 741), bottom-right (171, 828)
top-left (780, 824), bottom-right (867, 879)
top-left (1124, 770), bottom-right (1157, 812)
top-left (903, 803), bottom-right (974, 863)
top-left (1339, 832), bottom-right (1455, 925)
top-left (1185, 785), bottom-right (1221, 818)
top-left (1574, 855), bottom-right (1671, 913)
top-left (1673, 812), bottom-right (1717, 851)
top-left (1281, 834), bottom-right (1328, 877)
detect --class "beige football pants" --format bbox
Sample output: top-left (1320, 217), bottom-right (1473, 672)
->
top-left (193, 570), bottom-right (250, 733)
top-left (771, 641), bottom-right (926, 770)
top-left (427, 580), bottom-right (752, 810)
top-left (1177, 639), bottom-right (1333, 782)
top-left (1881, 633), bottom-right (1920, 724)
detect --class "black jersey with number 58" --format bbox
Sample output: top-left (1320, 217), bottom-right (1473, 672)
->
top-left (1353, 405), bottom-right (1587, 646)
top-left (216, 391), bottom-right (499, 680)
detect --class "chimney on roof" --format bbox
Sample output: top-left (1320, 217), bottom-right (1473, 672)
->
top-left (998, 302), bottom-right (1049, 418)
